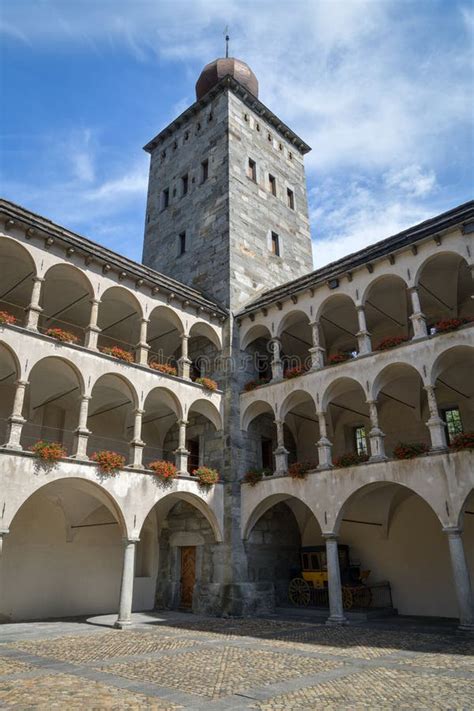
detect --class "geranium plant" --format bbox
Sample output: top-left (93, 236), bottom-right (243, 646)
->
top-left (31, 440), bottom-right (67, 462)
top-left (449, 432), bottom-right (474, 451)
top-left (328, 352), bottom-right (351, 365)
top-left (375, 336), bottom-right (408, 351)
top-left (194, 466), bottom-right (219, 486)
top-left (0, 310), bottom-right (16, 326)
top-left (244, 378), bottom-right (270, 392)
top-left (393, 442), bottom-right (429, 460)
top-left (91, 450), bottom-right (126, 474)
top-left (195, 377), bottom-right (218, 391)
top-left (101, 346), bottom-right (134, 363)
top-left (45, 327), bottom-right (78, 344)
top-left (432, 317), bottom-right (472, 334)
top-left (288, 461), bottom-right (317, 479)
top-left (243, 467), bottom-right (272, 485)
top-left (283, 366), bottom-right (307, 379)
top-left (333, 452), bottom-right (369, 468)
top-left (150, 362), bottom-right (177, 376)
top-left (148, 459), bottom-right (178, 481)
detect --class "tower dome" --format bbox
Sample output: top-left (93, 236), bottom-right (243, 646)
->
top-left (195, 57), bottom-right (258, 100)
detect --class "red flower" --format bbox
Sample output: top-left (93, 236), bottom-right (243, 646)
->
top-left (288, 461), bottom-right (317, 479)
top-left (91, 450), bottom-right (126, 473)
top-left (31, 440), bottom-right (67, 462)
top-left (393, 442), bottom-right (429, 460)
top-left (46, 327), bottom-right (78, 344)
top-left (195, 377), bottom-right (218, 391)
top-left (333, 452), bottom-right (369, 468)
top-left (0, 311), bottom-right (16, 326)
top-left (148, 460), bottom-right (178, 480)
top-left (328, 352), bottom-right (351, 365)
top-left (101, 346), bottom-right (134, 363)
top-left (150, 362), bottom-right (177, 376)
top-left (449, 432), bottom-right (474, 451)
top-left (375, 336), bottom-right (408, 351)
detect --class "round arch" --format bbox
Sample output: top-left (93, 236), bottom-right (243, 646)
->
top-left (430, 344), bottom-right (474, 386)
top-left (0, 339), bottom-right (21, 379)
top-left (189, 321), bottom-right (222, 351)
top-left (188, 397), bottom-right (222, 430)
top-left (361, 273), bottom-right (410, 306)
top-left (276, 309), bottom-right (311, 339)
top-left (241, 323), bottom-right (272, 351)
top-left (148, 304), bottom-right (184, 334)
top-left (144, 385), bottom-right (183, 420)
top-left (40, 263), bottom-right (94, 344)
top-left (27, 354), bottom-right (85, 396)
top-left (243, 493), bottom-right (323, 541)
top-left (415, 252), bottom-right (473, 325)
top-left (98, 286), bottom-right (143, 354)
top-left (457, 488), bottom-right (474, 529)
top-left (280, 389), bottom-right (317, 421)
top-left (371, 361), bottom-right (425, 400)
top-left (139, 491), bottom-right (223, 543)
top-left (241, 399), bottom-right (275, 431)
top-left (321, 376), bottom-right (366, 412)
top-left (0, 235), bottom-right (37, 323)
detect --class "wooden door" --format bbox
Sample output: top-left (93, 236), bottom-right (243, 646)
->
top-left (180, 546), bottom-right (196, 609)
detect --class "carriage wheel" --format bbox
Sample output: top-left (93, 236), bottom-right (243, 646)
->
top-left (342, 586), bottom-right (353, 610)
top-left (353, 586), bottom-right (372, 609)
top-left (288, 578), bottom-right (311, 607)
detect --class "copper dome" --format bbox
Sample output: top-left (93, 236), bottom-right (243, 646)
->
top-left (195, 57), bottom-right (258, 100)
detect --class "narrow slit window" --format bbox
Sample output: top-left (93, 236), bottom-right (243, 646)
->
top-left (269, 174), bottom-right (276, 196)
top-left (354, 426), bottom-right (368, 455)
top-left (247, 158), bottom-right (257, 182)
top-left (287, 188), bottom-right (295, 210)
top-left (201, 159), bottom-right (209, 183)
top-left (181, 174), bottom-right (189, 196)
top-left (179, 231), bottom-right (186, 256)
top-left (442, 407), bottom-right (463, 444)
top-left (271, 231), bottom-right (280, 256)
top-left (161, 188), bottom-right (169, 210)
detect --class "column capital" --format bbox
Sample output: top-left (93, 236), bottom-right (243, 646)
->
top-left (178, 418), bottom-right (189, 427)
top-left (0, 528), bottom-right (9, 555)
top-left (443, 525), bottom-right (462, 536)
top-left (32, 275), bottom-right (45, 283)
top-left (122, 536), bottom-right (140, 545)
top-left (322, 532), bottom-right (338, 541)
top-left (134, 408), bottom-right (145, 416)
top-left (15, 379), bottom-right (29, 388)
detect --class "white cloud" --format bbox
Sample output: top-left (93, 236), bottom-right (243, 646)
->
top-left (384, 165), bottom-right (437, 198)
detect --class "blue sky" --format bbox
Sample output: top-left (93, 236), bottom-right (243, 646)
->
top-left (1, 0), bottom-right (473, 269)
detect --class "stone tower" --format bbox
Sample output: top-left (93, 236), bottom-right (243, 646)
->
top-left (142, 57), bottom-right (313, 311)
top-left (142, 58), bottom-right (314, 614)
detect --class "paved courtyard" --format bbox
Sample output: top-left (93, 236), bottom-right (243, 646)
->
top-left (0, 612), bottom-right (473, 709)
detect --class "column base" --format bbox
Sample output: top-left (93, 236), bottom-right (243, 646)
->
top-left (114, 619), bottom-right (134, 630)
top-left (326, 614), bottom-right (349, 626)
top-left (457, 623), bottom-right (474, 634)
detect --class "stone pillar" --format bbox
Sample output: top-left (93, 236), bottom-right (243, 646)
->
top-left (409, 287), bottom-right (428, 339)
top-left (424, 385), bottom-right (447, 450)
top-left (324, 534), bottom-right (348, 625)
top-left (135, 318), bottom-right (150, 366)
top-left (85, 299), bottom-right (101, 350)
top-left (356, 306), bottom-right (372, 354)
top-left (174, 419), bottom-right (189, 473)
top-left (129, 408), bottom-right (145, 469)
top-left (367, 400), bottom-right (387, 461)
top-left (72, 395), bottom-right (91, 459)
top-left (114, 537), bottom-right (139, 629)
top-left (4, 380), bottom-right (28, 450)
top-left (270, 338), bottom-right (283, 382)
top-left (177, 333), bottom-right (192, 380)
top-left (308, 320), bottom-right (325, 370)
top-left (317, 411), bottom-right (332, 469)
top-left (0, 530), bottom-right (8, 604)
top-left (273, 419), bottom-right (288, 474)
top-left (25, 277), bottom-right (44, 331)
top-left (443, 526), bottom-right (474, 631)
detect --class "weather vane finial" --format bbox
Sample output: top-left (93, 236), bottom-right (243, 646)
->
top-left (224, 26), bottom-right (230, 58)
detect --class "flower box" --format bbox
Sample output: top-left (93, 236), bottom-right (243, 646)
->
top-left (91, 450), bottom-right (126, 473)
top-left (101, 346), bottom-right (134, 363)
top-left (283, 366), bottom-right (307, 379)
top-left (333, 452), bottom-right (369, 468)
top-left (0, 310), bottom-right (16, 326)
top-left (243, 467), bottom-right (272, 485)
top-left (194, 466), bottom-right (219, 486)
top-left (148, 459), bottom-right (178, 481)
top-left (244, 378), bottom-right (270, 392)
top-left (288, 461), bottom-right (317, 479)
top-left (393, 442), bottom-right (429, 460)
top-left (328, 352), bottom-right (351, 365)
top-left (375, 336), bottom-right (408, 351)
top-left (31, 440), bottom-right (67, 462)
top-left (432, 317), bottom-right (472, 334)
top-left (150, 362), bottom-right (177, 376)
top-left (45, 327), bottom-right (78, 344)
top-left (195, 377), bottom-right (218, 392)
top-left (449, 432), bottom-right (474, 451)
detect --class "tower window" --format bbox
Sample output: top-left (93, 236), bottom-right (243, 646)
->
top-left (161, 188), bottom-right (169, 210)
top-left (247, 158), bottom-right (257, 182)
top-left (289, 151), bottom-right (293, 160)
top-left (267, 132), bottom-right (272, 142)
top-left (353, 426), bottom-right (368, 455)
top-left (178, 231), bottom-right (186, 255)
top-left (271, 231), bottom-right (280, 256)
top-left (287, 188), bottom-right (295, 210)
top-left (201, 159), bottom-right (209, 183)
top-left (256, 123), bottom-right (260, 132)
top-left (442, 407), bottom-right (463, 444)
top-left (184, 131), bottom-right (189, 141)
top-left (181, 174), bottom-right (189, 196)
top-left (268, 174), bottom-right (277, 196)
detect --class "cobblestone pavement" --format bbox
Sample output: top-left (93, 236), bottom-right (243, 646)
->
top-left (0, 612), bottom-right (472, 709)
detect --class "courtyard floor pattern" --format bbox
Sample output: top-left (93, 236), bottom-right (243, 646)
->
top-left (0, 612), bottom-right (472, 709)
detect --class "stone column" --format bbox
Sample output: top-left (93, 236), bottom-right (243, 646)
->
top-left (356, 306), bottom-right (372, 354)
top-left (4, 380), bottom-right (28, 450)
top-left (114, 537), bottom-right (139, 629)
top-left (72, 395), bottom-right (91, 459)
top-left (177, 333), bottom-right (192, 379)
top-left (129, 408), bottom-right (145, 469)
top-left (174, 419), bottom-right (189, 473)
top-left (317, 411), bottom-right (332, 469)
top-left (135, 318), bottom-right (150, 366)
top-left (424, 385), bottom-right (447, 450)
top-left (0, 530), bottom-right (8, 604)
top-left (25, 277), bottom-right (44, 331)
top-left (367, 400), bottom-right (387, 461)
top-left (443, 526), bottom-right (474, 631)
top-left (273, 418), bottom-right (289, 474)
top-left (270, 338), bottom-right (283, 382)
top-left (85, 299), bottom-right (101, 350)
top-left (324, 534), bottom-right (348, 625)
top-left (409, 287), bottom-right (428, 339)
top-left (308, 320), bottom-right (325, 370)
